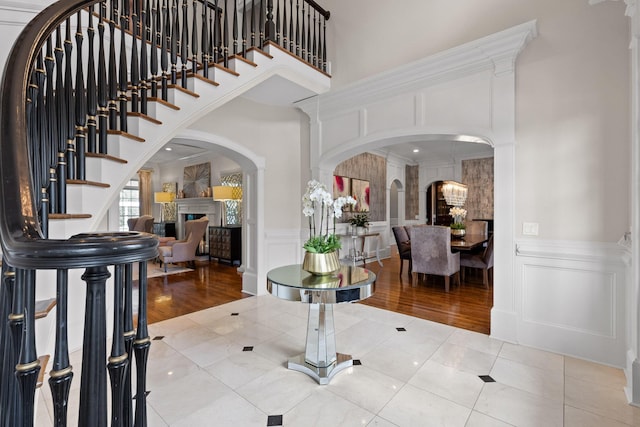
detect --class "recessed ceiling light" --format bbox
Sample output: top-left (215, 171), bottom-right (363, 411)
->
top-left (165, 147), bottom-right (172, 151)
top-left (413, 149), bottom-right (419, 153)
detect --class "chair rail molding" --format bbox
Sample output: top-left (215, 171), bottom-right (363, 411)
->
top-left (515, 238), bottom-right (627, 368)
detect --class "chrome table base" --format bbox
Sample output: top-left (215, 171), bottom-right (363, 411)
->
top-left (288, 353), bottom-right (353, 385)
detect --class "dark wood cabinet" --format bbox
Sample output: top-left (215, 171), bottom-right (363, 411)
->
top-left (426, 181), bottom-right (453, 226)
top-left (209, 226), bottom-right (241, 265)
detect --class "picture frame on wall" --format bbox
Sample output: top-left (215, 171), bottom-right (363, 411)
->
top-left (183, 162), bottom-right (211, 198)
top-left (351, 178), bottom-right (370, 212)
top-left (333, 175), bottom-right (351, 200)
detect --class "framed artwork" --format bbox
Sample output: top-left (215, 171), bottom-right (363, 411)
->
top-left (182, 162), bottom-right (210, 198)
top-left (351, 178), bottom-right (370, 212)
top-left (333, 175), bottom-right (351, 199)
top-left (162, 182), bottom-right (177, 221)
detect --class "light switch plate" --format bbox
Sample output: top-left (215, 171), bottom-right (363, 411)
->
top-left (523, 222), bottom-right (539, 236)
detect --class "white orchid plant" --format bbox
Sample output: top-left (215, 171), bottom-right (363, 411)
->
top-left (302, 180), bottom-right (357, 253)
top-left (449, 206), bottom-right (467, 229)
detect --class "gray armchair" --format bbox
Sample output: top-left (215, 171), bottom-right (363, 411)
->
top-left (410, 225), bottom-right (460, 292)
top-left (392, 226), bottom-right (412, 275)
top-left (127, 215), bottom-right (154, 233)
top-left (158, 217), bottom-right (209, 271)
top-left (460, 234), bottom-right (494, 288)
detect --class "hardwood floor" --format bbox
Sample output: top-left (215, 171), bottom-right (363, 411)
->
top-left (145, 253), bottom-right (493, 334)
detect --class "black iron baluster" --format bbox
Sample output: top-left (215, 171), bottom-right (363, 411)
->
top-left (44, 36), bottom-right (58, 213)
top-left (151, 0), bottom-right (159, 97)
top-left (161, 0), bottom-right (169, 99)
top-left (312, 9), bottom-right (317, 66)
top-left (0, 267), bottom-right (17, 425)
top-left (49, 269), bottom-right (73, 427)
top-left (214, 0), bottom-right (221, 63)
top-left (295, 0), bottom-right (299, 56)
top-left (250, 0), bottom-right (255, 48)
top-left (232, 0), bottom-right (238, 56)
top-left (108, 264), bottom-right (128, 426)
top-left (122, 263), bottom-right (135, 426)
top-left (259, 0), bottom-right (264, 47)
top-left (141, 0), bottom-right (150, 114)
top-left (306, 2), bottom-right (311, 62)
top-left (191, 0), bottom-right (199, 75)
top-left (57, 152), bottom-right (66, 213)
top-left (181, 0), bottom-right (189, 88)
top-left (78, 266), bottom-right (110, 427)
top-left (41, 188), bottom-right (49, 238)
top-left (222, 0), bottom-right (229, 67)
top-left (170, 0), bottom-right (179, 85)
top-left (300, 1), bottom-right (305, 61)
top-left (275, 0), bottom-right (280, 45)
top-left (108, 2), bottom-right (119, 131)
top-left (133, 261), bottom-right (151, 427)
top-left (288, 0), bottom-right (294, 52)
top-left (130, 0), bottom-right (141, 114)
top-left (75, 11), bottom-right (87, 181)
top-left (322, 10), bottom-right (327, 71)
top-left (283, 0), bottom-right (288, 49)
top-left (15, 269), bottom-right (40, 427)
top-left (265, 0), bottom-right (275, 42)
top-left (201, 0), bottom-right (209, 78)
top-left (119, 0), bottom-right (130, 132)
top-left (97, 3), bottom-right (108, 154)
top-left (64, 19), bottom-right (76, 181)
top-left (242, 0), bottom-right (247, 55)
top-left (87, 5), bottom-right (98, 154)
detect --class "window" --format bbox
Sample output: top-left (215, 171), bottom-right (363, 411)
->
top-left (119, 179), bottom-right (140, 231)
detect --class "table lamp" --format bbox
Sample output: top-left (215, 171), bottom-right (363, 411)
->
top-left (212, 185), bottom-right (242, 226)
top-left (154, 191), bottom-right (175, 222)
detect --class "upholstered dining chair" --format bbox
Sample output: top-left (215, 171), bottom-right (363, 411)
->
top-left (460, 234), bottom-right (494, 288)
top-left (127, 215), bottom-right (154, 233)
top-left (158, 217), bottom-right (209, 272)
top-left (466, 220), bottom-right (488, 236)
top-left (392, 226), bottom-right (412, 275)
top-left (410, 225), bottom-right (460, 292)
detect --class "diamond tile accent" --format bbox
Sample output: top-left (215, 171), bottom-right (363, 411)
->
top-left (479, 375), bottom-right (496, 383)
top-left (153, 336), bottom-right (164, 340)
top-left (231, 312), bottom-right (239, 316)
top-left (353, 359), bottom-right (362, 366)
top-left (243, 346), bottom-right (254, 352)
top-left (266, 414), bottom-right (283, 426)
top-left (396, 327), bottom-right (407, 332)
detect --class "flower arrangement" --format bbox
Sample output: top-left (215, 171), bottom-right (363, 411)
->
top-left (449, 206), bottom-right (467, 229)
top-left (349, 211), bottom-right (370, 228)
top-left (302, 180), bottom-right (356, 253)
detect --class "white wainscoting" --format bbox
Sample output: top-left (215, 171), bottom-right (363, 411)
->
top-left (515, 238), bottom-right (628, 367)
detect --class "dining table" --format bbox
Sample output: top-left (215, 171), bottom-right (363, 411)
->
top-left (450, 233), bottom-right (489, 251)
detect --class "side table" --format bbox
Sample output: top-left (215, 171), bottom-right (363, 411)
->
top-left (267, 264), bottom-right (376, 384)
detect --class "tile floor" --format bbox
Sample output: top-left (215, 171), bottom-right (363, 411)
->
top-left (36, 295), bottom-right (640, 426)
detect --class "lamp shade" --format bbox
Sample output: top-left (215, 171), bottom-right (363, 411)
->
top-left (154, 191), bottom-right (175, 203)
top-left (212, 186), bottom-right (234, 201)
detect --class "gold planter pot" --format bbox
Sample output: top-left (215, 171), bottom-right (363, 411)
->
top-left (451, 228), bottom-right (466, 238)
top-left (302, 251), bottom-right (341, 276)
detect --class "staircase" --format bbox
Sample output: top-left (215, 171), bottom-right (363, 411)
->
top-left (0, 0), bottom-right (330, 425)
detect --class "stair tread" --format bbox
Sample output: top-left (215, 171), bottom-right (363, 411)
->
top-left (263, 40), bottom-right (331, 78)
top-left (190, 73), bottom-right (219, 87)
top-left (147, 97), bottom-right (180, 110)
top-left (247, 46), bottom-right (273, 60)
top-left (229, 54), bottom-right (258, 67)
top-left (49, 213), bottom-right (92, 220)
top-left (36, 355), bottom-right (50, 389)
top-left (67, 179), bottom-right (110, 188)
top-left (35, 298), bottom-right (56, 320)
top-left (107, 129), bottom-right (145, 142)
top-left (85, 152), bottom-right (128, 164)
top-left (128, 111), bottom-right (163, 125)
top-left (166, 84), bottom-right (200, 98)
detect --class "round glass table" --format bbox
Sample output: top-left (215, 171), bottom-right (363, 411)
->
top-left (267, 264), bottom-right (376, 384)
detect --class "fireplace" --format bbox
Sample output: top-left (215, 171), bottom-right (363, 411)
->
top-left (175, 197), bottom-right (217, 254)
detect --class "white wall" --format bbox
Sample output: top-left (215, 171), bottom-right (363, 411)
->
top-left (323, 0), bottom-right (630, 243)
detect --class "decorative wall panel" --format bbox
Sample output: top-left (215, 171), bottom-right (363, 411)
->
top-left (405, 165), bottom-right (419, 221)
top-left (334, 153), bottom-right (386, 221)
top-left (462, 158), bottom-right (493, 221)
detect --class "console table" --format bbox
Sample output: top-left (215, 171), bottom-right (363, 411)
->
top-left (267, 264), bottom-right (376, 384)
top-left (337, 232), bottom-right (383, 266)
